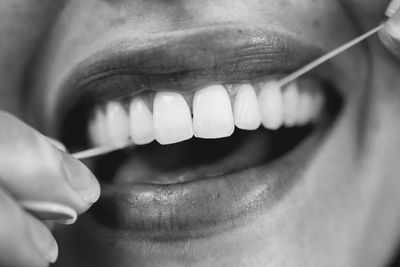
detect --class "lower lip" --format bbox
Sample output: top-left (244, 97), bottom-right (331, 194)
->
top-left (89, 123), bottom-right (328, 241)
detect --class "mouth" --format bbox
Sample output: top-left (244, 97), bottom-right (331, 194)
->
top-left (55, 25), bottom-right (343, 241)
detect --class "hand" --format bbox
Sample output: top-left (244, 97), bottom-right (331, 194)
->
top-left (0, 111), bottom-right (100, 267)
top-left (380, 0), bottom-right (400, 56)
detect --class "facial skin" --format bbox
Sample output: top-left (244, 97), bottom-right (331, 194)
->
top-left (1, 0), bottom-right (400, 266)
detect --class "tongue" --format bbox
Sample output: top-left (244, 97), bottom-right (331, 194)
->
top-left (113, 130), bottom-right (270, 184)
top-left (93, 127), bottom-right (312, 185)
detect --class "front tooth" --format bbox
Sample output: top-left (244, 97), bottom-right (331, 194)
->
top-left (258, 80), bottom-right (284, 130)
top-left (88, 108), bottom-right (110, 147)
top-left (193, 85), bottom-right (234, 138)
top-left (282, 82), bottom-right (300, 127)
top-left (129, 98), bottom-right (154, 145)
top-left (233, 84), bottom-right (261, 130)
top-left (105, 101), bottom-right (130, 146)
top-left (153, 92), bottom-right (193, 145)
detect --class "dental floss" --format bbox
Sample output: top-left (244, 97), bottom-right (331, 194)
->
top-left (278, 23), bottom-right (385, 87)
top-left (65, 23), bottom-right (386, 160)
top-left (72, 141), bottom-right (135, 159)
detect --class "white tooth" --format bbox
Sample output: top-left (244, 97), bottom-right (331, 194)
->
top-left (153, 92), bottom-right (193, 145)
top-left (105, 101), bottom-right (130, 146)
top-left (258, 80), bottom-right (284, 130)
top-left (233, 84), bottom-right (261, 130)
top-left (310, 91), bottom-right (324, 121)
top-left (129, 98), bottom-right (154, 145)
top-left (193, 85), bottom-right (234, 138)
top-left (296, 86), bottom-right (325, 126)
top-left (282, 82), bottom-right (300, 127)
top-left (295, 90), bottom-right (314, 126)
top-left (88, 108), bottom-right (110, 147)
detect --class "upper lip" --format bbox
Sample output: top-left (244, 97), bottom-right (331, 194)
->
top-left (49, 25), bottom-right (324, 136)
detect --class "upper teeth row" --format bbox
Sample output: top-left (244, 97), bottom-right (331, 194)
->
top-left (88, 79), bottom-right (324, 147)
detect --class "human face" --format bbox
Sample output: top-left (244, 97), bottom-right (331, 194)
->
top-left (2, 0), bottom-right (400, 266)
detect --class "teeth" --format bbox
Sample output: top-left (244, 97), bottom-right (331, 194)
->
top-left (282, 82), bottom-right (300, 127)
top-left (295, 89), bottom-right (315, 126)
top-left (153, 92), bottom-right (193, 145)
top-left (88, 108), bottom-right (110, 147)
top-left (310, 90), bottom-right (324, 122)
top-left (87, 79), bottom-right (325, 147)
top-left (258, 80), bottom-right (284, 130)
top-left (233, 84), bottom-right (262, 130)
top-left (129, 98), bottom-right (154, 145)
top-left (105, 101), bottom-right (130, 146)
top-left (193, 85), bottom-right (234, 138)
top-left (295, 83), bottom-right (324, 126)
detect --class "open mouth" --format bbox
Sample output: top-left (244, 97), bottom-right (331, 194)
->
top-left (54, 26), bottom-right (342, 241)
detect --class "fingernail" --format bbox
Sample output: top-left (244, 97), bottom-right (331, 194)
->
top-left (380, 13), bottom-right (400, 53)
top-left (387, 0), bottom-right (400, 17)
top-left (27, 215), bottom-right (59, 263)
top-left (62, 155), bottom-right (100, 203)
top-left (45, 136), bottom-right (67, 152)
top-left (21, 200), bottom-right (77, 224)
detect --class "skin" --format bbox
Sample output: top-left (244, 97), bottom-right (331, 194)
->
top-left (1, 0), bottom-right (400, 266)
top-left (0, 3), bottom-right (100, 267)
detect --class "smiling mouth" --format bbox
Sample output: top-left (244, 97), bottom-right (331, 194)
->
top-left (55, 26), bottom-right (342, 241)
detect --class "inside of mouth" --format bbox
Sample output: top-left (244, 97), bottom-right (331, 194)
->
top-left (93, 127), bottom-right (313, 184)
top-left (59, 78), bottom-right (341, 185)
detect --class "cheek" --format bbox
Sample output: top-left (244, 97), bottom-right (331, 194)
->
top-left (342, 0), bottom-right (389, 29)
top-left (0, 1), bottom-right (62, 116)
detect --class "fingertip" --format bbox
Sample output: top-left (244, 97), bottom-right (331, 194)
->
top-left (26, 214), bottom-right (59, 264)
top-left (61, 153), bottom-right (101, 206)
top-left (45, 136), bottom-right (67, 152)
top-left (381, 1), bottom-right (400, 46)
top-left (380, 19), bottom-right (400, 55)
top-left (21, 200), bottom-right (78, 224)
top-left (386, 0), bottom-right (400, 18)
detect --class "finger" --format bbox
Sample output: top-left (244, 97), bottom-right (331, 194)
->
top-left (386, 0), bottom-right (400, 18)
top-left (45, 137), bottom-right (67, 152)
top-left (380, 2), bottom-right (400, 57)
top-left (0, 111), bottom-right (100, 216)
top-left (21, 200), bottom-right (77, 224)
top-left (0, 188), bottom-right (58, 267)
top-left (25, 213), bottom-right (58, 265)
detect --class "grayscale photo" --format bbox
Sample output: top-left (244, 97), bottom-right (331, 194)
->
top-left (0, 0), bottom-right (400, 266)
